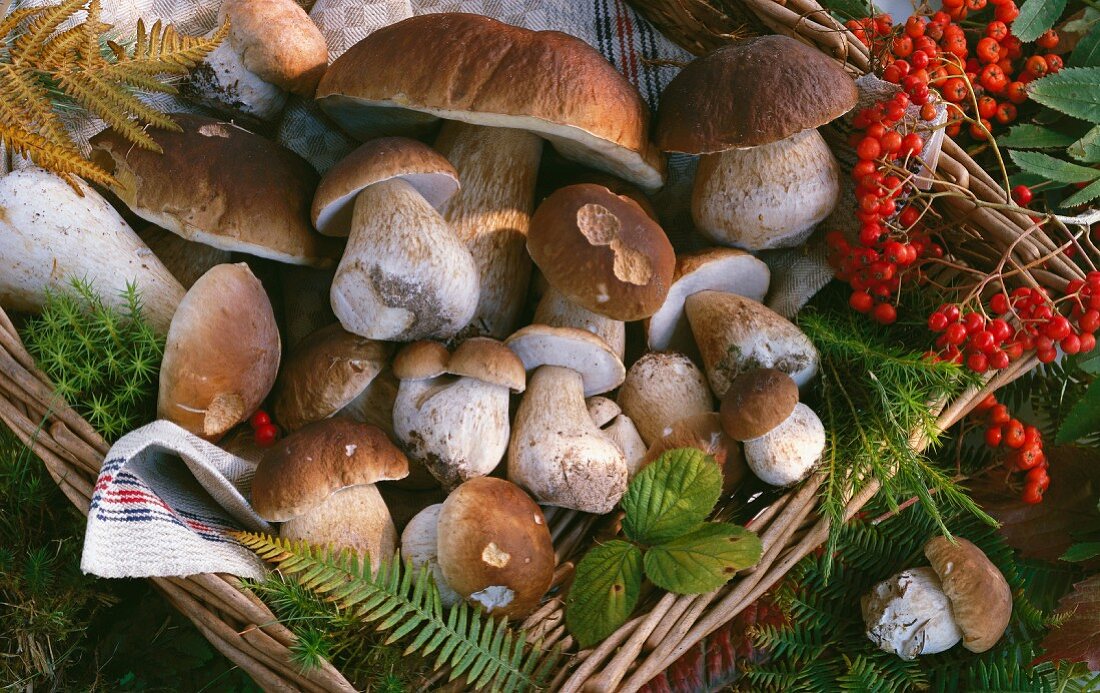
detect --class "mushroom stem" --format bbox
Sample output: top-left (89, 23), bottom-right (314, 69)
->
top-left (435, 121), bottom-right (542, 339)
top-left (280, 483), bottom-right (396, 571)
top-left (533, 286), bottom-right (625, 360)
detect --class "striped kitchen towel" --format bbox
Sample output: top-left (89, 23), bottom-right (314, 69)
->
top-left (81, 420), bottom-right (272, 579)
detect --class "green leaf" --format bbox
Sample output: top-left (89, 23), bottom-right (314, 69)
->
top-left (1012, 0), bottom-right (1066, 42)
top-left (1062, 178), bottom-right (1100, 207)
top-left (621, 448), bottom-right (723, 545)
top-left (564, 541), bottom-right (643, 648)
top-left (643, 524), bottom-right (763, 595)
top-left (1028, 68), bottom-right (1100, 123)
top-left (1069, 20), bottom-right (1100, 68)
top-left (998, 124), bottom-right (1078, 149)
top-left (1069, 126), bottom-right (1100, 163)
top-left (1009, 150), bottom-right (1100, 184)
top-left (821, 0), bottom-right (878, 20)
top-left (1061, 542), bottom-right (1100, 562)
top-left (1056, 379), bottom-right (1100, 443)
top-left (1078, 351), bottom-right (1100, 375)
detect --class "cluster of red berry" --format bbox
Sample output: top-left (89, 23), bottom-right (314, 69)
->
top-left (250, 409), bottom-right (280, 447)
top-left (973, 393), bottom-right (1048, 504)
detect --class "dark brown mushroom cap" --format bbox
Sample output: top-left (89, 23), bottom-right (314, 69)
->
top-left (392, 339), bottom-right (525, 391)
top-left (655, 35), bottom-right (858, 154)
top-left (720, 368), bottom-right (799, 441)
top-left (528, 184), bottom-right (675, 321)
top-left (251, 418), bottom-right (409, 522)
top-left (923, 536), bottom-right (1012, 653)
top-left (436, 477), bottom-right (555, 619)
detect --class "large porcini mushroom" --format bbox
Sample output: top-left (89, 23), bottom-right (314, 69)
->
top-left (436, 477), bottom-right (555, 619)
top-left (506, 325), bottom-right (628, 513)
top-left (617, 352), bottom-right (713, 446)
top-left (158, 264), bottom-right (280, 440)
top-left (272, 323), bottom-right (392, 432)
top-left (0, 169), bottom-right (183, 334)
top-left (392, 338), bottom-right (525, 491)
top-left (721, 368), bottom-right (824, 487)
top-left (315, 13), bottom-right (665, 338)
top-left (313, 137), bottom-right (478, 341)
top-left (686, 291), bottom-right (819, 396)
top-left (655, 35), bottom-right (858, 250)
top-left (90, 114), bottom-right (336, 267)
top-left (251, 418), bottom-right (409, 570)
top-left (862, 537), bottom-right (1011, 660)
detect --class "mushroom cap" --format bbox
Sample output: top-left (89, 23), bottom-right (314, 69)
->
top-left (312, 137), bottom-right (461, 237)
top-left (252, 417), bottom-right (409, 522)
top-left (436, 477), bottom-right (555, 619)
top-left (923, 536), bottom-right (1012, 653)
top-left (862, 566), bottom-right (964, 660)
top-left (641, 413), bottom-right (746, 496)
top-left (393, 341), bottom-right (452, 380)
top-left (532, 286), bottom-right (626, 361)
top-left (720, 368), bottom-right (799, 441)
top-left (393, 339), bottom-right (526, 392)
top-left (315, 13), bottom-right (665, 192)
top-left (646, 247), bottom-right (770, 353)
top-left (527, 184), bottom-right (675, 321)
top-left (505, 325), bottom-right (625, 397)
top-left (586, 396), bottom-right (622, 428)
top-left (655, 35), bottom-right (858, 154)
top-left (400, 504), bottom-right (461, 607)
top-left (220, 0), bottom-right (328, 96)
top-left (617, 352), bottom-right (713, 446)
top-left (90, 114), bottom-right (338, 267)
top-left (272, 323), bottom-right (392, 431)
top-left (158, 263), bottom-right (280, 439)
top-left (743, 403), bottom-right (825, 487)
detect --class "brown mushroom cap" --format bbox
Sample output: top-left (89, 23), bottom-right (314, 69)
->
top-left (641, 413), bottom-right (746, 496)
top-left (272, 323), bottom-right (393, 432)
top-left (449, 337), bottom-right (526, 392)
top-left (392, 341), bottom-right (451, 380)
top-left (528, 184), bottom-right (675, 321)
top-left (655, 35), bottom-right (858, 154)
top-left (505, 325), bottom-right (625, 397)
top-left (720, 368), bottom-right (800, 441)
top-left (251, 417), bottom-right (409, 522)
top-left (90, 114), bottom-right (338, 267)
top-left (923, 536), bottom-right (1012, 653)
top-left (220, 0), bottom-right (328, 96)
top-left (436, 477), bottom-right (555, 619)
top-left (311, 137), bottom-right (461, 237)
top-left (315, 13), bottom-right (664, 191)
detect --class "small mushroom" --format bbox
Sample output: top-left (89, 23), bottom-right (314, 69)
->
top-left (721, 368), bottom-right (824, 487)
top-left (506, 325), bottom-right (627, 513)
top-left (436, 477), bottom-right (555, 619)
top-left (617, 352), bottom-right (713, 446)
top-left (401, 504), bottom-right (461, 607)
top-left (641, 413), bottom-right (746, 496)
top-left (586, 397), bottom-right (647, 478)
top-left (392, 338), bottom-right (525, 491)
top-left (251, 418), bottom-right (409, 570)
top-left (862, 537), bottom-right (1011, 660)
top-left (158, 264), bottom-right (280, 440)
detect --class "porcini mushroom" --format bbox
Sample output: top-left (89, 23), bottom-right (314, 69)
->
top-left (315, 13), bottom-right (665, 337)
top-left (401, 504), bottom-right (461, 607)
top-left (136, 225), bottom-right (232, 290)
top-left (0, 169), bottom-right (183, 334)
top-left (656, 35), bottom-right (858, 250)
top-left (506, 325), bottom-right (628, 513)
top-left (436, 477), bottom-right (555, 619)
top-left (533, 286), bottom-right (625, 361)
top-left (721, 368), bottom-right (824, 487)
top-left (392, 338), bottom-right (525, 490)
top-left (642, 413), bottom-right (746, 496)
top-left (251, 418), bottom-right (409, 570)
top-left (158, 264), bottom-right (280, 440)
top-left (586, 397), bottom-right (647, 478)
top-left (313, 137), bottom-right (478, 341)
top-left (862, 537), bottom-right (1011, 660)
top-left (617, 352), bottom-right (713, 446)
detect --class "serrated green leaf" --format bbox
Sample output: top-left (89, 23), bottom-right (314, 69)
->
top-left (998, 124), bottom-right (1078, 149)
top-left (1056, 379), bottom-right (1100, 443)
top-left (1069, 126), bottom-right (1100, 162)
top-left (1028, 68), bottom-right (1100, 123)
top-left (643, 524), bottom-right (763, 595)
top-left (621, 448), bottom-right (723, 545)
top-left (1009, 150), bottom-right (1100, 183)
top-left (565, 541), bottom-right (643, 648)
top-left (1062, 178), bottom-right (1100, 207)
top-left (1078, 351), bottom-right (1100, 375)
top-left (823, 0), bottom-right (877, 20)
top-left (1069, 20), bottom-right (1100, 68)
top-left (1061, 542), bottom-right (1100, 562)
top-left (1012, 0), bottom-right (1067, 42)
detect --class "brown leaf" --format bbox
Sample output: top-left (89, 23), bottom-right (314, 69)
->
top-left (967, 446), bottom-right (1100, 562)
top-left (1036, 573), bottom-right (1100, 669)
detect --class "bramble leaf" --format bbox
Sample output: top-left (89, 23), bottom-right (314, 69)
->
top-left (565, 541), bottom-right (643, 649)
top-left (643, 524), bottom-right (762, 595)
top-left (1012, 0), bottom-right (1066, 43)
top-left (1036, 573), bottom-right (1100, 670)
top-left (621, 448), bottom-right (723, 545)
top-left (1009, 150), bottom-right (1100, 183)
top-left (1027, 68), bottom-right (1100, 123)
top-left (998, 124), bottom-right (1077, 150)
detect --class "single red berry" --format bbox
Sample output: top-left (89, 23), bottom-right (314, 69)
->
top-left (928, 311), bottom-right (949, 332)
top-left (873, 302), bottom-right (898, 325)
top-left (991, 349), bottom-right (1011, 369)
top-left (942, 77), bottom-right (969, 102)
top-left (995, 1), bottom-right (1019, 23)
top-left (945, 322), bottom-right (968, 345)
top-left (984, 425), bottom-right (1003, 447)
top-left (1004, 419), bottom-right (1025, 448)
top-left (1036, 29), bottom-right (1059, 49)
top-left (1021, 482), bottom-right (1043, 505)
top-left (919, 102), bottom-right (937, 121)
top-left (980, 64), bottom-right (1009, 93)
top-left (849, 290), bottom-right (874, 313)
top-left (985, 20), bottom-right (1009, 41)
top-left (967, 351), bottom-right (989, 373)
top-left (1011, 184), bottom-right (1033, 206)
top-left (857, 137), bottom-right (882, 160)
top-left (976, 393), bottom-right (998, 411)
top-left (249, 410), bottom-right (272, 429)
top-left (995, 102), bottom-right (1017, 125)
top-left (990, 404), bottom-right (1011, 425)
top-left (255, 423), bottom-right (279, 447)
top-left (1045, 315), bottom-right (1072, 341)
top-left (977, 95), bottom-right (998, 119)
top-left (1016, 445), bottom-right (1044, 471)
top-left (1027, 466), bottom-right (1051, 492)
top-left (976, 37), bottom-right (1001, 64)
top-left (1081, 333), bottom-right (1097, 353)
top-left (1005, 81), bottom-right (1028, 104)
top-left (900, 132), bottom-right (924, 157)
top-left (1025, 55), bottom-right (1049, 78)
top-left (1045, 54), bottom-right (1064, 73)
top-left (1061, 334), bottom-right (1082, 355)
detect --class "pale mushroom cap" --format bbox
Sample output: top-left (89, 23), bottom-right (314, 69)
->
top-left (221, 0), bottom-right (328, 96)
top-left (720, 368), bottom-right (799, 442)
top-left (281, 483), bottom-right (396, 571)
top-left (505, 325), bottom-right (625, 397)
top-left (646, 247), bottom-right (770, 353)
top-left (924, 536), bottom-right (1012, 653)
top-left (617, 352), bottom-right (713, 446)
top-left (586, 396), bottom-right (623, 429)
top-left (158, 263), bottom-right (280, 440)
top-left (312, 137), bottom-right (461, 237)
top-left (436, 477), bottom-right (555, 619)
top-left (743, 403), bottom-right (824, 487)
top-left (400, 504), bottom-right (461, 607)
top-left (272, 323), bottom-right (392, 432)
top-left (862, 566), bottom-right (964, 660)
top-left (315, 13), bottom-right (665, 191)
top-left (251, 417), bottom-right (409, 521)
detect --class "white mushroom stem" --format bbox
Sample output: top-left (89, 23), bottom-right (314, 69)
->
top-left (185, 35), bottom-right (288, 122)
top-left (280, 484), bottom-right (396, 571)
top-left (743, 403), bottom-right (825, 487)
top-left (401, 504), bottom-right (461, 607)
top-left (435, 121), bottom-right (542, 339)
top-left (601, 415), bottom-right (647, 479)
top-left (534, 286), bottom-right (625, 360)
top-left (508, 366), bottom-right (627, 514)
top-left (331, 177), bottom-right (479, 341)
top-left (692, 129), bottom-right (840, 251)
top-left (862, 566), bottom-right (964, 660)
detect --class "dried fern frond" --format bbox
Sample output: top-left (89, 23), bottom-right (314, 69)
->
top-left (1, 0), bottom-right (227, 186)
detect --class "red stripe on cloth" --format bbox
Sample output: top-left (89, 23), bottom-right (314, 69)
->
top-left (614, 0), bottom-right (640, 86)
top-left (105, 488), bottom-right (175, 513)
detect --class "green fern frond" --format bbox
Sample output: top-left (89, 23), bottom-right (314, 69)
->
top-left (233, 532), bottom-right (560, 692)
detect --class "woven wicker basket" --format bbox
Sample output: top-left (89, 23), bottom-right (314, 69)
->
top-left (2, 0), bottom-right (1089, 690)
